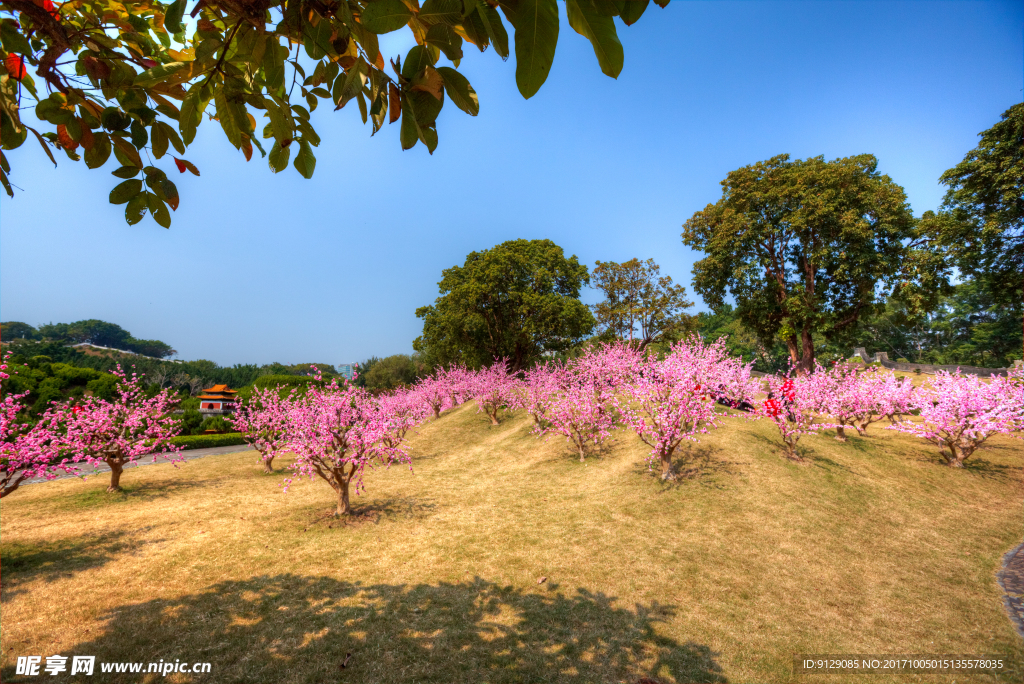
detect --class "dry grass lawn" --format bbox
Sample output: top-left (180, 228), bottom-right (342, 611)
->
top-left (1, 403), bottom-right (1022, 683)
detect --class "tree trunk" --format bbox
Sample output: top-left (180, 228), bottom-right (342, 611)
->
top-left (835, 425), bottom-right (847, 442)
top-left (1, 473), bottom-right (27, 499)
top-left (433, 407), bottom-right (440, 419)
top-left (488, 407), bottom-right (500, 426)
top-left (263, 455), bottom-right (274, 474)
top-left (336, 478), bottom-right (351, 516)
top-left (799, 327), bottom-right (815, 373)
top-left (660, 454), bottom-right (673, 480)
top-left (785, 334), bottom-right (801, 369)
top-left (578, 442), bottom-right (587, 462)
top-left (107, 459), bottom-right (124, 492)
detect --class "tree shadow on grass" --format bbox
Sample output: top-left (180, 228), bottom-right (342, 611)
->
top-left (19, 574), bottom-right (726, 684)
top-left (635, 446), bottom-right (741, 491)
top-left (37, 478), bottom-right (222, 513)
top-left (300, 496), bottom-right (439, 530)
top-left (1, 529), bottom-right (159, 601)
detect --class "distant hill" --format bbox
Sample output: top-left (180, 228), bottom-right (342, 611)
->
top-left (1, 319), bottom-right (176, 359)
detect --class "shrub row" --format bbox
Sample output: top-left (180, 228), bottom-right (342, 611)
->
top-left (167, 432), bottom-right (249, 450)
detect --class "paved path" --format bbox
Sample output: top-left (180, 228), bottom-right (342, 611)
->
top-left (999, 542), bottom-right (1024, 639)
top-left (22, 444), bottom-right (255, 486)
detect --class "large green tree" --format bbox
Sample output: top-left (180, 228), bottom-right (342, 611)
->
top-left (0, 0), bottom-right (667, 227)
top-left (414, 238), bottom-right (594, 371)
top-left (682, 154), bottom-right (918, 372)
top-left (930, 102), bottom-right (1023, 304)
top-left (590, 257), bottom-right (693, 350)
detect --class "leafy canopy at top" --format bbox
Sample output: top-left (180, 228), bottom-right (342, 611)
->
top-left (590, 257), bottom-right (693, 350)
top-left (0, 0), bottom-right (667, 227)
top-left (682, 153), bottom-right (921, 373)
top-left (414, 238), bottom-right (595, 371)
top-left (929, 102), bottom-right (1023, 304)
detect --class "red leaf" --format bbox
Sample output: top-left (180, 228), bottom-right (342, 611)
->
top-left (173, 157), bottom-right (187, 173)
top-left (173, 157), bottom-right (200, 176)
top-left (4, 55), bottom-right (26, 81)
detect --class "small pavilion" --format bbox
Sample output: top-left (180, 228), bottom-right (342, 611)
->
top-left (198, 384), bottom-right (238, 415)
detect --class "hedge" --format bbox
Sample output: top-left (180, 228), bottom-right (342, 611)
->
top-left (168, 432), bottom-right (250, 450)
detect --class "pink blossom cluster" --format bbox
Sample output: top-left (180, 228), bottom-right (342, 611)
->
top-left (230, 385), bottom-right (297, 473)
top-left (888, 369), bottom-right (1023, 467)
top-left (757, 369), bottom-right (836, 460)
top-left (0, 355), bottom-right (76, 497)
top-left (813, 364), bottom-right (916, 440)
top-left (467, 360), bottom-right (522, 426)
top-left (622, 337), bottom-right (756, 477)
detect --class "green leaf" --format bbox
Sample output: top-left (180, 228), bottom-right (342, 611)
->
top-left (165, 0), bottom-right (187, 33)
top-left (268, 141), bottom-right (291, 173)
top-left (475, 0), bottom-right (510, 60)
top-left (436, 67), bottom-right (479, 116)
top-left (425, 24), bottom-right (464, 62)
top-left (0, 21), bottom-right (32, 55)
top-left (401, 45), bottom-right (435, 80)
top-left (112, 165), bottom-right (141, 179)
top-left (566, 0), bottom-right (623, 78)
top-left (303, 15), bottom-right (334, 60)
top-left (215, 92), bottom-right (244, 149)
top-left (111, 136), bottom-right (143, 168)
top-left (265, 98), bottom-right (294, 143)
top-left (84, 132), bottom-right (111, 169)
top-left (132, 62), bottom-right (189, 88)
top-left (158, 178), bottom-right (180, 210)
top-left (514, 0), bottom-right (559, 99)
top-left (125, 193), bottom-right (148, 225)
top-left (400, 95), bottom-right (420, 150)
top-left (146, 192), bottom-right (171, 228)
top-left (156, 122), bottom-right (186, 154)
top-left (333, 59), bottom-right (369, 110)
top-left (130, 120), bottom-right (149, 149)
top-left (420, 0), bottom-right (462, 25)
top-left (617, 0), bottom-right (649, 25)
top-left (27, 128), bottom-right (57, 167)
top-left (151, 123), bottom-right (169, 159)
top-left (180, 81), bottom-right (213, 146)
top-left (292, 139), bottom-right (316, 178)
top-left (263, 39), bottom-right (288, 92)
top-left (360, 0), bottom-right (413, 34)
top-left (109, 179), bottom-right (143, 205)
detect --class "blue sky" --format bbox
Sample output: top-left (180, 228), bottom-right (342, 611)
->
top-left (1, 0), bottom-right (1021, 366)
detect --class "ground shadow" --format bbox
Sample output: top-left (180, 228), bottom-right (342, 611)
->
top-left (1, 529), bottom-right (158, 600)
top-left (301, 496), bottom-right (438, 529)
top-left (9, 574), bottom-right (727, 684)
top-left (635, 445), bottom-right (740, 491)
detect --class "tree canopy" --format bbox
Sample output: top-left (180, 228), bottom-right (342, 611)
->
top-left (9, 319), bottom-right (179, 358)
top-left (682, 154), bottom-right (918, 372)
top-left (0, 0), bottom-right (668, 227)
top-left (414, 238), bottom-right (594, 371)
top-left (590, 257), bottom-right (693, 350)
top-left (930, 102), bottom-right (1023, 304)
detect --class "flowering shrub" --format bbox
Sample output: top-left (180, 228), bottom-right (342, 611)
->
top-left (622, 337), bottom-right (755, 478)
top-left (59, 367), bottom-right (182, 492)
top-left (889, 370), bottom-right (1023, 467)
top-left (231, 386), bottom-right (296, 473)
top-left (0, 354), bottom-right (76, 498)
top-left (469, 361), bottom-right (521, 426)
top-left (283, 375), bottom-right (412, 516)
top-left (758, 370), bottom-right (835, 460)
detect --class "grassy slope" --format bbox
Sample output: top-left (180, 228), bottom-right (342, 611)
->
top-left (1, 403), bottom-right (1022, 684)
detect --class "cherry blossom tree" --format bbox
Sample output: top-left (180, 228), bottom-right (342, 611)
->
top-left (889, 370), bottom-right (1023, 467)
top-left (413, 371), bottom-right (456, 420)
top-left (540, 364), bottom-right (621, 461)
top-left (622, 337), bottom-right (754, 479)
top-left (758, 370), bottom-right (835, 460)
top-left (470, 361), bottom-right (521, 426)
top-left (516, 363), bottom-right (562, 428)
top-left (1, 355), bottom-right (76, 498)
top-left (59, 366), bottom-right (182, 492)
top-left (284, 376), bottom-right (410, 516)
top-left (231, 386), bottom-right (296, 473)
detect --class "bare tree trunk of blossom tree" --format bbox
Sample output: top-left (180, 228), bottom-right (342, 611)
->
top-left (106, 458), bottom-right (124, 492)
top-left (835, 425), bottom-right (848, 442)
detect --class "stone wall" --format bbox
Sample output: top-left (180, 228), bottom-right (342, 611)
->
top-left (851, 348), bottom-right (1015, 378)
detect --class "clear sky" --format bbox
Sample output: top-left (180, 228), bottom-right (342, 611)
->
top-left (1, 0), bottom-right (1021, 366)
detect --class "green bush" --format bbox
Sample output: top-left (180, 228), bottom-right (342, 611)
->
top-left (197, 415), bottom-right (229, 433)
top-left (168, 433), bottom-right (249, 450)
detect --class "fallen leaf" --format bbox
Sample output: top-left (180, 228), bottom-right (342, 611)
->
top-left (537, 576), bottom-right (547, 584)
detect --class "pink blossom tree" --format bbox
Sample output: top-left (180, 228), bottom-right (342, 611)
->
top-left (470, 361), bottom-right (521, 426)
top-left (1, 356), bottom-right (77, 498)
top-left (231, 386), bottom-right (296, 473)
top-left (516, 363), bottom-right (562, 428)
top-left (758, 370), bottom-right (835, 460)
top-left (413, 372), bottom-right (455, 420)
top-left (539, 364), bottom-right (621, 461)
top-left (59, 367), bottom-right (182, 492)
top-left (283, 376), bottom-right (411, 516)
top-left (889, 370), bottom-right (1023, 467)
top-left (622, 337), bottom-right (754, 479)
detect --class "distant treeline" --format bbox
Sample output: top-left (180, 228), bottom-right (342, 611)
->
top-left (1, 320), bottom-right (177, 359)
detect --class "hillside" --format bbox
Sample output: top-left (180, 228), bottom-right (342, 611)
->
top-left (1, 403), bottom-right (1021, 683)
